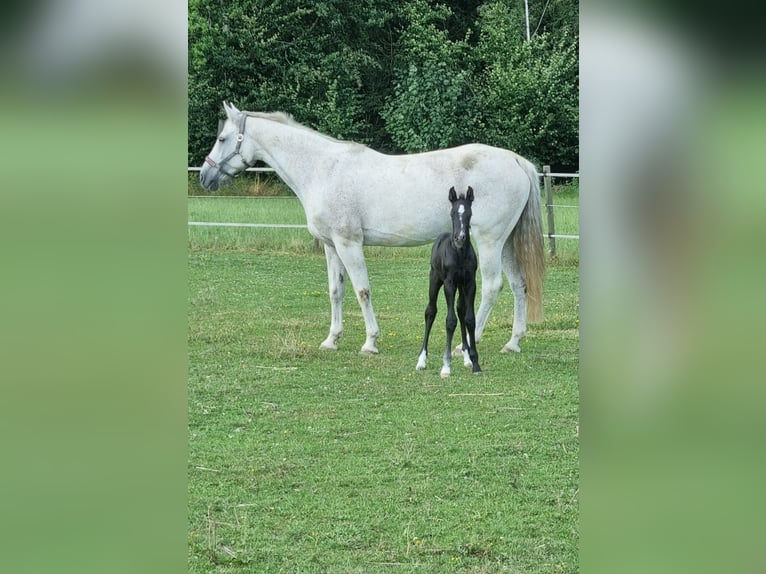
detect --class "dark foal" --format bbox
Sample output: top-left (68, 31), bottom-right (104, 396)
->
top-left (416, 186), bottom-right (481, 377)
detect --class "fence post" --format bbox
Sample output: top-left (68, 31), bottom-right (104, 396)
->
top-left (543, 165), bottom-right (556, 257)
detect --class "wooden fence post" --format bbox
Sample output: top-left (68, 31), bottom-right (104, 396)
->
top-left (543, 165), bottom-right (556, 258)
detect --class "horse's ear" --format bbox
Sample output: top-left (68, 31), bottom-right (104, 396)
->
top-left (448, 186), bottom-right (457, 203)
top-left (466, 186), bottom-right (474, 202)
top-left (223, 101), bottom-right (240, 120)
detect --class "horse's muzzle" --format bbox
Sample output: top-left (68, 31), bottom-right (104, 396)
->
top-left (199, 164), bottom-right (220, 191)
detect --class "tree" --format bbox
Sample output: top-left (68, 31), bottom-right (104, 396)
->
top-left (381, 0), bottom-right (478, 152)
top-left (188, 0), bottom-right (398, 164)
top-left (475, 0), bottom-right (578, 170)
top-left (188, 0), bottom-right (579, 171)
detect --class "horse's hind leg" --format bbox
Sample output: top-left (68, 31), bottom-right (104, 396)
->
top-left (320, 244), bottom-right (347, 350)
top-left (456, 241), bottom-right (503, 355)
top-left (333, 237), bottom-right (380, 354)
top-left (416, 269), bottom-right (442, 371)
top-left (501, 238), bottom-right (527, 353)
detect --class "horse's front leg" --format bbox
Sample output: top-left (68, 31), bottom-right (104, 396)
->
top-left (441, 281), bottom-right (457, 378)
top-left (463, 280), bottom-right (482, 374)
top-left (456, 289), bottom-right (473, 368)
top-left (320, 244), bottom-right (347, 350)
top-left (333, 237), bottom-right (380, 354)
top-left (416, 269), bottom-right (442, 371)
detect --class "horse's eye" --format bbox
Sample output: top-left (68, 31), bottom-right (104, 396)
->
top-left (218, 136), bottom-right (225, 142)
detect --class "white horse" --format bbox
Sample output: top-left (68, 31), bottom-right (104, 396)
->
top-left (199, 102), bottom-right (545, 355)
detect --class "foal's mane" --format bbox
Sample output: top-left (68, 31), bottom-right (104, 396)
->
top-left (242, 111), bottom-right (348, 145)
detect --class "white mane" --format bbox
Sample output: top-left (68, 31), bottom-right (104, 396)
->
top-left (242, 111), bottom-right (348, 145)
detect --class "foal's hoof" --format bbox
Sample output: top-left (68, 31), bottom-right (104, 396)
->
top-left (360, 344), bottom-right (379, 355)
top-left (416, 351), bottom-right (427, 371)
top-left (319, 340), bottom-right (338, 351)
top-left (501, 342), bottom-right (521, 353)
top-left (451, 343), bottom-right (464, 357)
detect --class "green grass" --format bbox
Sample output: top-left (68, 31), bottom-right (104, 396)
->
top-left (188, 195), bottom-right (317, 254)
top-left (188, 240), bottom-right (579, 572)
top-left (541, 183), bottom-right (579, 264)
top-left (188, 172), bottom-right (293, 197)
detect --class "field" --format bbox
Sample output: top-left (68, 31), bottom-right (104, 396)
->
top-left (188, 185), bottom-right (579, 572)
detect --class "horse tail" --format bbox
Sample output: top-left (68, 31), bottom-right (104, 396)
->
top-left (510, 156), bottom-right (545, 322)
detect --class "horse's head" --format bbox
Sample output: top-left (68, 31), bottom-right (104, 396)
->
top-left (199, 101), bottom-right (255, 191)
top-left (448, 186), bottom-right (474, 250)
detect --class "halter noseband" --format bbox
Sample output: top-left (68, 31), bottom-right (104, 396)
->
top-left (204, 113), bottom-right (253, 178)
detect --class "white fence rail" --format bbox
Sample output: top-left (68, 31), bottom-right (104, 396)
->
top-left (188, 166), bottom-right (578, 254)
top-left (188, 167), bottom-right (274, 172)
top-left (188, 221), bottom-right (307, 229)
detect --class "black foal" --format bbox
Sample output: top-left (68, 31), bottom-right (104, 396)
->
top-left (416, 186), bottom-right (481, 377)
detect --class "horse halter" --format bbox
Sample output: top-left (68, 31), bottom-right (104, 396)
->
top-left (204, 113), bottom-right (253, 178)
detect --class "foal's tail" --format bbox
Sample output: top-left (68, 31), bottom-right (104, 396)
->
top-left (510, 157), bottom-right (545, 322)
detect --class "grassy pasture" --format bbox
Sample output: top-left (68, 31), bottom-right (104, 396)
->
top-left (188, 189), bottom-right (579, 572)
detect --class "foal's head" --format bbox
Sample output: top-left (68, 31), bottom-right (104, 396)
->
top-left (448, 186), bottom-right (474, 250)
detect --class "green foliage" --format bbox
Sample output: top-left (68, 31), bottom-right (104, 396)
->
top-left (188, 0), bottom-right (397, 165)
top-left (477, 5), bottom-right (579, 170)
top-left (381, 1), bottom-right (477, 152)
top-left (189, 0), bottom-right (579, 170)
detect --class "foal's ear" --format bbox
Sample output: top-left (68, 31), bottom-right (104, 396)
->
top-left (466, 186), bottom-right (474, 202)
top-left (448, 186), bottom-right (457, 203)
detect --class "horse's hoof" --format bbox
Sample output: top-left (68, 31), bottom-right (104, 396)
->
top-left (440, 367), bottom-right (451, 378)
top-left (319, 341), bottom-right (338, 351)
top-left (501, 343), bottom-right (521, 353)
top-left (360, 345), bottom-right (379, 355)
top-left (451, 344), bottom-right (464, 357)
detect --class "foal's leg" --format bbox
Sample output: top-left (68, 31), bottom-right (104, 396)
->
top-left (332, 237), bottom-right (380, 354)
top-left (441, 280), bottom-right (458, 378)
top-left (500, 238), bottom-right (527, 353)
top-left (416, 269), bottom-right (442, 371)
top-left (320, 244), bottom-right (347, 350)
top-left (463, 278), bottom-right (482, 373)
top-left (456, 290), bottom-right (473, 368)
